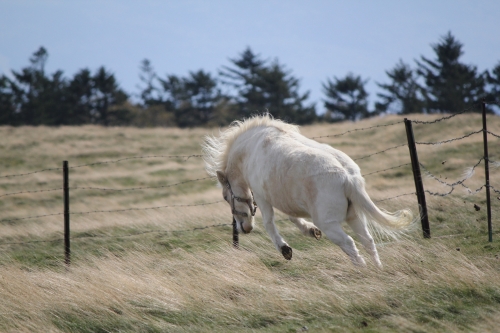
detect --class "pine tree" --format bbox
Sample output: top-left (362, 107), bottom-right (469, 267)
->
top-left (92, 67), bottom-right (129, 126)
top-left (7, 47), bottom-right (70, 125)
top-left (219, 47), bottom-right (267, 118)
top-left (66, 69), bottom-right (94, 124)
top-left (175, 70), bottom-right (221, 127)
top-left (322, 73), bottom-right (369, 121)
top-left (417, 32), bottom-right (486, 113)
top-left (376, 60), bottom-right (424, 114)
top-left (220, 47), bottom-right (316, 124)
top-left (0, 75), bottom-right (18, 125)
top-left (486, 62), bottom-right (500, 112)
top-left (137, 59), bottom-right (163, 107)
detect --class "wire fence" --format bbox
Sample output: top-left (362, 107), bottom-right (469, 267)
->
top-left (1, 105), bottom-right (498, 251)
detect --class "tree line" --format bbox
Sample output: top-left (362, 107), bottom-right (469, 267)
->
top-left (1, 32), bottom-right (499, 127)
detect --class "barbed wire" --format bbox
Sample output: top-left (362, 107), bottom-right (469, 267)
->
top-left (0, 212), bottom-right (64, 223)
top-left (0, 237), bottom-right (63, 246)
top-left (0, 187), bottom-right (63, 198)
top-left (69, 154), bottom-right (203, 169)
top-left (353, 143), bottom-right (407, 161)
top-left (0, 217), bottom-right (298, 247)
top-left (0, 177), bottom-right (212, 198)
top-left (374, 192), bottom-right (416, 202)
top-left (420, 158), bottom-right (484, 188)
top-left (461, 184), bottom-right (485, 195)
top-left (72, 177), bottom-right (212, 192)
top-left (0, 167), bottom-right (63, 179)
top-left (0, 222), bottom-right (234, 247)
top-left (0, 154), bottom-right (203, 179)
top-left (362, 163), bottom-right (411, 177)
top-left (490, 185), bottom-right (500, 195)
top-left (425, 184), bottom-right (485, 197)
top-left (415, 129), bottom-right (483, 145)
top-left (419, 158), bottom-right (485, 197)
top-left (425, 187), bottom-right (454, 197)
top-left (0, 200), bottom-right (224, 224)
top-left (70, 200), bottom-right (224, 216)
top-left (409, 108), bottom-right (472, 124)
top-left (311, 121), bottom-right (404, 139)
top-left (487, 130), bottom-right (500, 139)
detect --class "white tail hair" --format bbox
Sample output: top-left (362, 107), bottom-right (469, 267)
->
top-left (345, 175), bottom-right (415, 240)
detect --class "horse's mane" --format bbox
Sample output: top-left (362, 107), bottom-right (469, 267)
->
top-left (202, 114), bottom-right (299, 177)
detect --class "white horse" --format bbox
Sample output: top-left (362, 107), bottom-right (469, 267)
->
top-left (202, 114), bottom-right (412, 267)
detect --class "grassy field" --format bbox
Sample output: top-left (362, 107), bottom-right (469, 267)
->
top-left (0, 113), bottom-right (499, 332)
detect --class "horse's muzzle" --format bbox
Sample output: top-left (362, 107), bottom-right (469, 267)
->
top-left (239, 220), bottom-right (252, 234)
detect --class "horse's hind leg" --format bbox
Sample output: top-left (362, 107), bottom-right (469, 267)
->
top-left (288, 217), bottom-right (322, 240)
top-left (314, 197), bottom-right (366, 266)
top-left (321, 222), bottom-right (366, 266)
top-left (346, 205), bottom-right (382, 268)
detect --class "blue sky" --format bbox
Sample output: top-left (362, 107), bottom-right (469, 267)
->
top-left (1, 0), bottom-right (499, 112)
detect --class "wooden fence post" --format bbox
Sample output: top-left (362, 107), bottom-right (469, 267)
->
top-left (63, 161), bottom-right (70, 266)
top-left (482, 101), bottom-right (493, 242)
top-left (404, 119), bottom-right (431, 238)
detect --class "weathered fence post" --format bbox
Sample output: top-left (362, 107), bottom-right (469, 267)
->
top-left (63, 161), bottom-right (70, 266)
top-left (232, 217), bottom-right (239, 248)
top-left (404, 118), bottom-right (431, 238)
top-left (481, 101), bottom-right (493, 242)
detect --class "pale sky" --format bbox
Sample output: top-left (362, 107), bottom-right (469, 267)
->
top-left (1, 0), bottom-right (499, 112)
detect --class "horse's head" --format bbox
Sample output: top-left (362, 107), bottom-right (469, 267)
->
top-left (216, 171), bottom-right (256, 234)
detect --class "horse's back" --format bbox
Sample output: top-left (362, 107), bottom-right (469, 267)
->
top-left (248, 126), bottom-right (360, 177)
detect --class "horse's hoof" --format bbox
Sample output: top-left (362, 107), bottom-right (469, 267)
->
top-left (310, 227), bottom-right (322, 240)
top-left (281, 245), bottom-right (293, 260)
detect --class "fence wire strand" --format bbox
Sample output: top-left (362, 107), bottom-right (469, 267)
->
top-left (69, 154), bottom-right (203, 169)
top-left (0, 167), bottom-right (63, 179)
top-left (409, 108), bottom-right (472, 124)
top-left (0, 187), bottom-right (63, 198)
top-left (70, 200), bottom-right (224, 216)
top-left (72, 177), bottom-right (212, 192)
top-left (419, 158), bottom-right (485, 197)
top-left (0, 212), bottom-right (64, 223)
top-left (374, 192), bottom-right (416, 202)
top-left (0, 222), bottom-right (234, 247)
top-left (490, 185), bottom-right (500, 195)
top-left (353, 144), bottom-right (407, 161)
top-left (0, 200), bottom-right (224, 224)
top-left (487, 130), bottom-right (500, 139)
top-left (420, 158), bottom-right (484, 187)
top-left (0, 154), bottom-right (203, 179)
top-left (362, 163), bottom-right (411, 177)
top-left (461, 184), bottom-right (486, 195)
top-left (0, 177), bottom-right (212, 198)
top-left (311, 121), bottom-right (404, 139)
top-left (416, 129), bottom-right (483, 145)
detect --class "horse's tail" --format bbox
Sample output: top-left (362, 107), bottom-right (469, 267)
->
top-left (345, 175), bottom-right (414, 239)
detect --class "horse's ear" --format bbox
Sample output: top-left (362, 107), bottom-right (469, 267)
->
top-left (216, 171), bottom-right (227, 186)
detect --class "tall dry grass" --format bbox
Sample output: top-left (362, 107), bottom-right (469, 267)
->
top-left (0, 113), bottom-right (499, 332)
top-left (1, 234), bottom-right (499, 332)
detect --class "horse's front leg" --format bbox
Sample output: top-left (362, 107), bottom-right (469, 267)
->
top-left (257, 199), bottom-right (293, 260)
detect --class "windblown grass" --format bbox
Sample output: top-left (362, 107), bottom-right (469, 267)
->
top-left (0, 113), bottom-right (499, 332)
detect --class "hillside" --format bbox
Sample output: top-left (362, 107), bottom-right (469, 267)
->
top-left (0, 113), bottom-right (499, 332)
